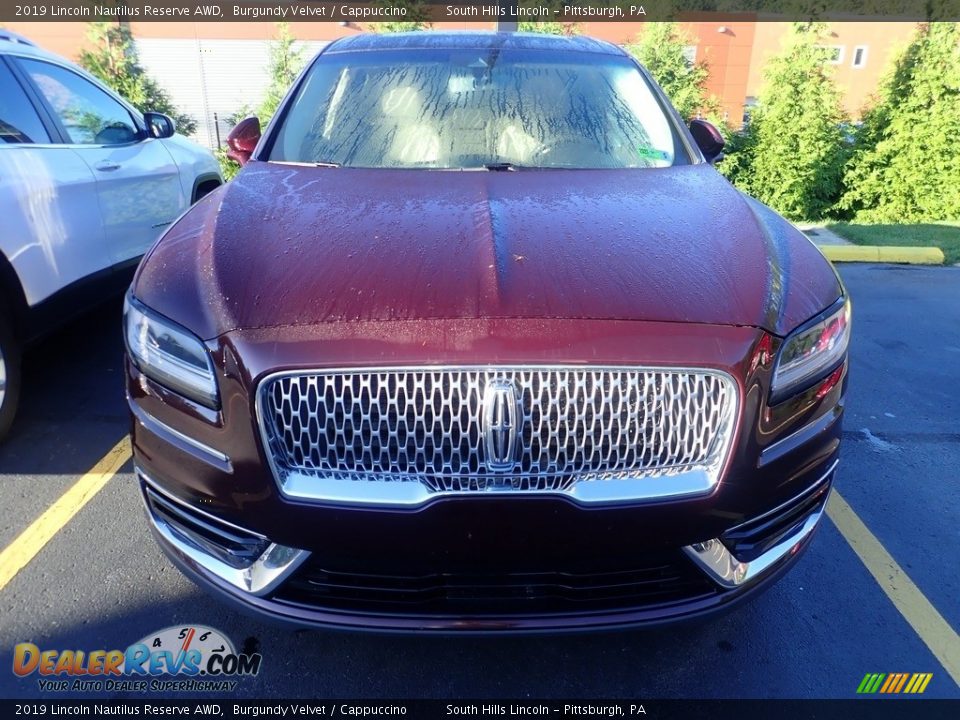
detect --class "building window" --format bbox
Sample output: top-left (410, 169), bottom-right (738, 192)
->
top-left (817, 45), bottom-right (845, 64)
top-left (852, 46), bottom-right (868, 69)
top-left (743, 96), bottom-right (758, 127)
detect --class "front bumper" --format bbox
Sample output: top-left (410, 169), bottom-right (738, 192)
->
top-left (128, 317), bottom-right (846, 633)
top-left (138, 458), bottom-right (836, 633)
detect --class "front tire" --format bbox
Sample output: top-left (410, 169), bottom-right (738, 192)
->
top-left (0, 312), bottom-right (22, 441)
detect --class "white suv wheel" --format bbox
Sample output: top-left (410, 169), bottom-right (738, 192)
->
top-left (0, 313), bottom-right (21, 441)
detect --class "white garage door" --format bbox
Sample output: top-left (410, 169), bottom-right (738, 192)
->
top-left (136, 38), bottom-right (327, 149)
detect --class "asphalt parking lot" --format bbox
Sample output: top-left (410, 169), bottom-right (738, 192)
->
top-left (0, 263), bottom-right (958, 700)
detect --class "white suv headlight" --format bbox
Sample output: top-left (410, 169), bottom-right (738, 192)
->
top-left (124, 296), bottom-right (220, 409)
top-left (771, 299), bottom-right (851, 403)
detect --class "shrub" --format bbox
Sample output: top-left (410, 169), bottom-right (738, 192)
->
top-left (838, 23), bottom-right (960, 223)
top-left (719, 23), bottom-right (848, 221)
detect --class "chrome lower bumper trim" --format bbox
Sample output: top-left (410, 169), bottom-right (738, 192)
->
top-left (683, 462), bottom-right (836, 588)
top-left (138, 469), bottom-right (308, 596)
top-left (277, 467), bottom-right (721, 507)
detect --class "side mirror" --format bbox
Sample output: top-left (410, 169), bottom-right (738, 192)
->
top-left (144, 112), bottom-right (175, 139)
top-left (226, 117), bottom-right (261, 166)
top-left (689, 119), bottom-right (725, 164)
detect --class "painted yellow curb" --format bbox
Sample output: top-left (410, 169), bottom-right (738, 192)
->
top-left (819, 244), bottom-right (945, 265)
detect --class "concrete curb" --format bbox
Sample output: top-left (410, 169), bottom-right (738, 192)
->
top-left (818, 244), bottom-right (945, 265)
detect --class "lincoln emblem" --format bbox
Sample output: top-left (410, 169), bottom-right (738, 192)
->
top-left (482, 378), bottom-right (519, 471)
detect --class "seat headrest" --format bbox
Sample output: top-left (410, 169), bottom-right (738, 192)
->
top-left (381, 87), bottom-right (425, 119)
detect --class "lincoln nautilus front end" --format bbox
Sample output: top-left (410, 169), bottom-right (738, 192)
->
top-left (125, 32), bottom-right (850, 633)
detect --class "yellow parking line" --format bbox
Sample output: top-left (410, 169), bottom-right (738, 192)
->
top-left (827, 490), bottom-right (960, 686)
top-left (0, 437), bottom-right (131, 592)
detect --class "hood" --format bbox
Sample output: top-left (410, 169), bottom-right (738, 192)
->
top-left (133, 162), bottom-right (841, 340)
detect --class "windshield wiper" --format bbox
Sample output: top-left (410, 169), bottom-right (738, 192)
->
top-left (483, 162), bottom-right (519, 172)
top-left (312, 161), bottom-right (341, 168)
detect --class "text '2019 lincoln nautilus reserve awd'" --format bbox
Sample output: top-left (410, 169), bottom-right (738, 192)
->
top-left (124, 32), bottom-right (850, 632)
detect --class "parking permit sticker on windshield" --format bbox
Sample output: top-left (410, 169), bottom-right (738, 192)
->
top-left (637, 147), bottom-right (672, 163)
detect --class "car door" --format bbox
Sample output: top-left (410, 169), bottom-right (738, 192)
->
top-left (15, 57), bottom-right (187, 267)
top-left (0, 56), bottom-right (108, 309)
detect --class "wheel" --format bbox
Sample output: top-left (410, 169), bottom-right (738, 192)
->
top-left (0, 311), bottom-right (21, 441)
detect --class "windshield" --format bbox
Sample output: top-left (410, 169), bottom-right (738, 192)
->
top-left (267, 48), bottom-right (690, 170)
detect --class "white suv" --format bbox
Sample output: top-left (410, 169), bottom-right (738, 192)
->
top-left (0, 32), bottom-right (221, 439)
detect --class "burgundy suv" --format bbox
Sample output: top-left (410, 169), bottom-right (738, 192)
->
top-left (124, 32), bottom-right (850, 632)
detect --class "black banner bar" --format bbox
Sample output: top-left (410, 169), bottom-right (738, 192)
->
top-left (1, 1), bottom-right (959, 23)
top-left (1, 700), bottom-right (959, 719)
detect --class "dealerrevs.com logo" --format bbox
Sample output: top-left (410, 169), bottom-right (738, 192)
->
top-left (12, 625), bottom-right (261, 692)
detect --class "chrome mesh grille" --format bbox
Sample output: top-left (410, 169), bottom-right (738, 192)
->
top-left (258, 367), bottom-right (737, 502)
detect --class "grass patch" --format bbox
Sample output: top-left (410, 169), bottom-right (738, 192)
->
top-left (827, 222), bottom-right (960, 264)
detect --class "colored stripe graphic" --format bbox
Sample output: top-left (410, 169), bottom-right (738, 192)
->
top-left (894, 674), bottom-right (909, 693)
top-left (907, 673), bottom-right (933, 693)
top-left (856, 673), bottom-right (886, 694)
top-left (857, 672), bottom-right (932, 694)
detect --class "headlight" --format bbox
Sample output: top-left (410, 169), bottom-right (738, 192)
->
top-left (124, 296), bottom-right (220, 409)
top-left (771, 299), bottom-right (851, 402)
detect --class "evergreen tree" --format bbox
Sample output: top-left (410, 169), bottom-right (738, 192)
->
top-left (719, 22), bottom-right (848, 221)
top-left (626, 22), bottom-right (721, 123)
top-left (217, 24), bottom-right (306, 181)
top-left (839, 22), bottom-right (960, 222)
top-left (258, 23), bottom-right (306, 123)
top-left (79, 22), bottom-right (195, 135)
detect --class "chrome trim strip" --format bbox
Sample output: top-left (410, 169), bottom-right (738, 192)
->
top-left (683, 467), bottom-right (835, 588)
top-left (138, 467), bottom-right (266, 540)
top-left (759, 401), bottom-right (844, 468)
top-left (138, 470), bottom-right (307, 596)
top-left (131, 402), bottom-right (231, 471)
top-left (254, 364), bottom-right (740, 508)
top-left (683, 508), bottom-right (824, 588)
top-left (730, 459), bottom-right (838, 532)
top-left (274, 467), bottom-right (723, 507)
